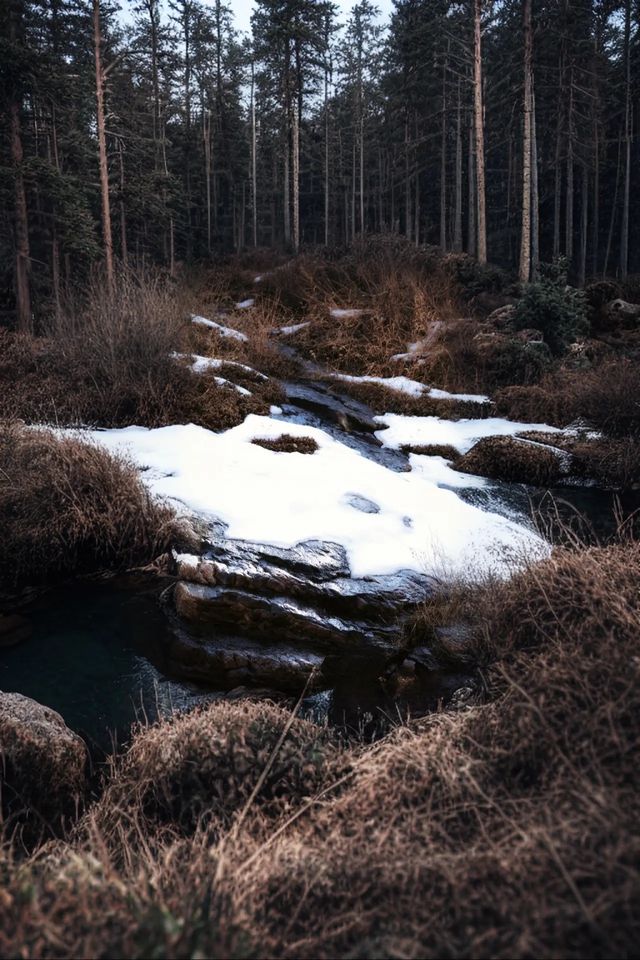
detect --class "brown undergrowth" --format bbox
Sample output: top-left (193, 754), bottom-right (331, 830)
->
top-left (0, 423), bottom-right (184, 593)
top-left (0, 271), bottom-right (282, 431)
top-left (1, 540), bottom-right (638, 958)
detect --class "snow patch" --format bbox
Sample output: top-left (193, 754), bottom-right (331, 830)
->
top-left (279, 321), bottom-right (311, 336)
top-left (86, 415), bottom-right (548, 580)
top-left (375, 413), bottom-right (562, 455)
top-left (333, 373), bottom-right (490, 404)
top-left (191, 314), bottom-right (249, 342)
top-left (330, 308), bottom-right (364, 319)
top-left (235, 298), bottom-right (255, 309)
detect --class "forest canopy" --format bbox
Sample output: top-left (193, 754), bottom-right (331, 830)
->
top-left (1, 0), bottom-right (638, 330)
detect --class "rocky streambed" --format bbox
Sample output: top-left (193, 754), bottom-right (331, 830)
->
top-left (3, 320), bottom-right (636, 745)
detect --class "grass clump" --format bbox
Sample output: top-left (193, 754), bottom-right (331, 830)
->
top-left (0, 423), bottom-right (180, 593)
top-left (94, 700), bottom-right (340, 839)
top-left (454, 435), bottom-right (566, 486)
top-left (251, 435), bottom-right (319, 454)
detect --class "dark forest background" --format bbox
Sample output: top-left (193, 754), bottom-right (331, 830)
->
top-left (1, 0), bottom-right (639, 330)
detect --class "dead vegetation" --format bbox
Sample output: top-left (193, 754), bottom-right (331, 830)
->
top-left (0, 271), bottom-right (282, 432)
top-left (1, 539), bottom-right (639, 958)
top-left (0, 423), bottom-right (183, 593)
top-left (251, 435), bottom-right (319, 454)
top-left (454, 435), bottom-right (565, 486)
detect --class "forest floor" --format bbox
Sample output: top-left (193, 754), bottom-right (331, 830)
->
top-left (1, 239), bottom-right (640, 958)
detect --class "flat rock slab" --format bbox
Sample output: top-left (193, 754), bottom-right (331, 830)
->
top-left (283, 380), bottom-right (381, 436)
top-left (166, 628), bottom-right (323, 693)
top-left (173, 582), bottom-right (398, 652)
top-left (202, 536), bottom-right (350, 582)
top-left (174, 550), bottom-right (434, 623)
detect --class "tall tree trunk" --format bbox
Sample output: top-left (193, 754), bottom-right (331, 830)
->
top-left (565, 74), bottom-right (574, 265)
top-left (324, 46), bottom-right (331, 246)
top-left (118, 138), bottom-right (128, 267)
top-left (519, 0), bottom-right (533, 283)
top-left (467, 109), bottom-right (476, 256)
top-left (553, 53), bottom-right (563, 259)
top-left (292, 102), bottom-right (300, 252)
top-left (251, 60), bottom-right (258, 247)
top-left (440, 54), bottom-right (447, 251)
top-left (620, 0), bottom-right (631, 278)
top-left (203, 108), bottom-right (212, 255)
top-left (603, 126), bottom-right (622, 276)
top-left (531, 89), bottom-right (539, 278)
top-left (579, 164), bottom-right (588, 286)
top-left (93, 0), bottom-right (113, 288)
top-left (453, 80), bottom-right (463, 252)
top-left (9, 1), bottom-right (32, 332)
top-left (473, 0), bottom-right (487, 263)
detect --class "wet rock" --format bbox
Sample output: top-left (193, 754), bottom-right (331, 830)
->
top-left (166, 629), bottom-right (323, 693)
top-left (203, 536), bottom-right (350, 582)
top-left (283, 381), bottom-right (380, 436)
top-left (174, 547), bottom-right (432, 621)
top-left (0, 692), bottom-right (87, 838)
top-left (173, 582), bottom-right (398, 652)
top-left (455, 435), bottom-right (570, 486)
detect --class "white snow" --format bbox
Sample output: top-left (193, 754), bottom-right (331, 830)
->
top-left (334, 374), bottom-right (425, 398)
top-left (330, 308), bottom-right (364, 318)
top-left (235, 298), bottom-right (255, 309)
top-left (375, 413), bottom-right (561, 456)
top-left (270, 405), bottom-right (284, 416)
top-left (409, 453), bottom-right (487, 490)
top-left (191, 314), bottom-right (248, 342)
top-left (87, 415), bottom-right (547, 580)
top-left (279, 321), bottom-right (311, 336)
top-left (176, 353), bottom-right (267, 381)
top-left (333, 373), bottom-right (490, 404)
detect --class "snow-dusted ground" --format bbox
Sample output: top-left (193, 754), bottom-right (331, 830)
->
top-left (174, 352), bottom-right (268, 381)
top-left (191, 314), bottom-right (248, 342)
top-left (333, 373), bottom-right (490, 404)
top-left (375, 413), bottom-right (561, 455)
top-left (279, 321), bottom-right (311, 336)
top-left (88, 414), bottom-right (548, 580)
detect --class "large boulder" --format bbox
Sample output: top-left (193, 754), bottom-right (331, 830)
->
top-left (0, 692), bottom-right (87, 839)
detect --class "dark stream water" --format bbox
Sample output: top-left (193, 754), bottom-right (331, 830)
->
top-left (2, 375), bottom-right (638, 750)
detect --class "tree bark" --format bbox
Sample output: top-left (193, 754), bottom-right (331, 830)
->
top-left (453, 79), bottom-right (463, 252)
top-left (620, 0), bottom-right (631, 278)
top-left (473, 0), bottom-right (487, 263)
top-left (9, 0), bottom-right (32, 331)
top-left (519, 0), bottom-right (533, 283)
top-left (93, 0), bottom-right (114, 288)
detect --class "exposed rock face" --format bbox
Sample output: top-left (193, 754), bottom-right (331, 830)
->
top-left (0, 692), bottom-right (87, 838)
top-left (166, 537), bottom-right (435, 693)
top-left (455, 435), bottom-right (570, 486)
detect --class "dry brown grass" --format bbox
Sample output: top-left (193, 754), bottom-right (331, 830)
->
top-left (0, 270), bottom-right (284, 432)
top-left (454, 435), bottom-right (565, 486)
top-left (1, 542), bottom-right (638, 958)
top-left (331, 377), bottom-right (491, 419)
top-left (0, 423), bottom-right (182, 593)
top-left (496, 359), bottom-right (640, 436)
top-left (251, 435), bottom-right (319, 454)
